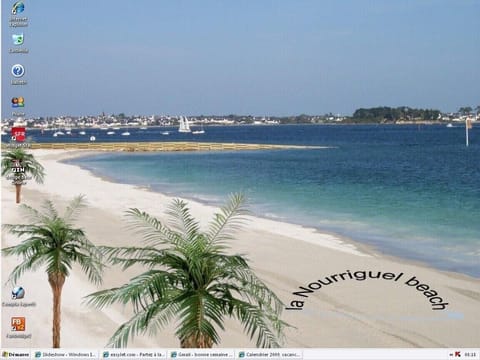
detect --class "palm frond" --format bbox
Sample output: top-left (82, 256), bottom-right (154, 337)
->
top-left (63, 194), bottom-right (88, 224)
top-left (229, 298), bottom-right (284, 348)
top-left (125, 208), bottom-right (184, 247)
top-left (165, 199), bottom-right (200, 242)
top-left (98, 245), bottom-right (166, 269)
top-left (44, 247), bottom-right (72, 278)
top-left (5, 252), bottom-right (46, 285)
top-left (85, 269), bottom-right (177, 310)
top-left (175, 292), bottom-right (222, 346)
top-left (41, 200), bottom-right (58, 219)
top-left (74, 251), bottom-right (104, 285)
top-left (207, 193), bottom-right (249, 246)
top-left (16, 203), bottom-right (44, 223)
top-left (105, 300), bottom-right (179, 348)
top-left (1, 236), bottom-right (45, 258)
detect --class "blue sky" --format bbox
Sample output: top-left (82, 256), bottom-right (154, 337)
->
top-left (2, 0), bottom-right (479, 117)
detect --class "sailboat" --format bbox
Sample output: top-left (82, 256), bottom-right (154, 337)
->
top-left (192, 124), bottom-right (205, 134)
top-left (178, 116), bottom-right (191, 133)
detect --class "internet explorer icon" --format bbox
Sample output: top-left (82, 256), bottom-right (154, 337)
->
top-left (12, 1), bottom-right (25, 15)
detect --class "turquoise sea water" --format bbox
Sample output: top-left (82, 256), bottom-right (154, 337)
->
top-left (65, 125), bottom-right (480, 277)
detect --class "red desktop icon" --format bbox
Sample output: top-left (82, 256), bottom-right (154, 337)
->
top-left (10, 317), bottom-right (26, 331)
top-left (11, 127), bottom-right (26, 142)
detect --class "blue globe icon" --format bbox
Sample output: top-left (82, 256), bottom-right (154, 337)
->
top-left (12, 286), bottom-right (25, 299)
top-left (12, 1), bottom-right (25, 15)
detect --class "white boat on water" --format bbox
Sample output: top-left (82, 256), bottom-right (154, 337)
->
top-left (107, 131), bottom-right (115, 135)
top-left (90, 136), bottom-right (96, 142)
top-left (121, 131), bottom-right (130, 136)
top-left (178, 116), bottom-right (191, 133)
top-left (446, 123), bottom-right (453, 128)
top-left (161, 131), bottom-right (170, 135)
top-left (140, 126), bottom-right (148, 130)
top-left (79, 131), bottom-right (86, 135)
top-left (192, 125), bottom-right (205, 134)
top-left (112, 127), bottom-right (120, 130)
top-left (53, 131), bottom-right (65, 137)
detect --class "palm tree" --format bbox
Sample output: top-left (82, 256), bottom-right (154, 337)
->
top-left (1, 148), bottom-right (45, 203)
top-left (86, 194), bottom-right (288, 348)
top-left (2, 195), bottom-right (104, 348)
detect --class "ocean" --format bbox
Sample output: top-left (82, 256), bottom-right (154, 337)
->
top-left (54, 124), bottom-right (479, 277)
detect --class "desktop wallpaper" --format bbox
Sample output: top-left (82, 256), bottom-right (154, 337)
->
top-left (1, 0), bottom-right (479, 350)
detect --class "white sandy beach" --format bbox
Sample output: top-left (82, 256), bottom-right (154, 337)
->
top-left (1, 149), bottom-right (479, 348)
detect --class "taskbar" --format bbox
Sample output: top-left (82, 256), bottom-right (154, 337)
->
top-left (0, 349), bottom-right (478, 360)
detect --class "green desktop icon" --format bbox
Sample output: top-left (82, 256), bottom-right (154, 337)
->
top-left (239, 352), bottom-right (245, 358)
top-left (12, 33), bottom-right (24, 45)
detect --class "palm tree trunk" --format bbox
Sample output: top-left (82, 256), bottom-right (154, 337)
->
top-left (180, 334), bottom-right (213, 348)
top-left (15, 184), bottom-right (22, 204)
top-left (48, 272), bottom-right (66, 348)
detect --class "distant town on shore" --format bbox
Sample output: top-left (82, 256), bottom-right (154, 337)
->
top-left (3, 106), bottom-right (479, 130)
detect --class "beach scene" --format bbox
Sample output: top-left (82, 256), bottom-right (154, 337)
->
top-left (2, 0), bottom-right (479, 351)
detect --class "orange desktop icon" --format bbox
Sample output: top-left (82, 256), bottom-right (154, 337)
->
top-left (11, 317), bottom-right (26, 331)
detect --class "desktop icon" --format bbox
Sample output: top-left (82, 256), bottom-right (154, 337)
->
top-left (12, 286), bottom-right (25, 299)
top-left (12, 97), bottom-right (25, 108)
top-left (11, 64), bottom-right (25, 78)
top-left (35, 352), bottom-right (41, 358)
top-left (12, 1), bottom-right (25, 15)
top-left (2, 352), bottom-right (9, 358)
top-left (11, 159), bottom-right (22, 169)
top-left (171, 352), bottom-right (177, 358)
top-left (11, 317), bottom-right (26, 331)
top-left (239, 352), bottom-right (245, 358)
top-left (12, 33), bottom-right (24, 45)
top-left (102, 352), bottom-right (109, 358)
top-left (11, 127), bottom-right (26, 142)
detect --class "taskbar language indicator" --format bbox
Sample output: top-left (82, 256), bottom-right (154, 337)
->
top-left (0, 349), bottom-right (478, 360)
